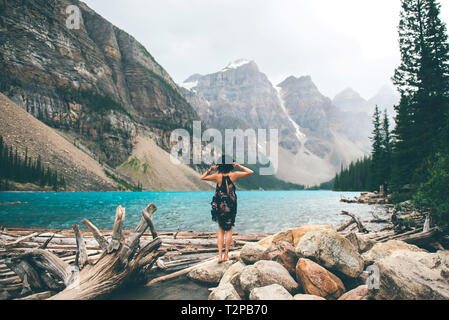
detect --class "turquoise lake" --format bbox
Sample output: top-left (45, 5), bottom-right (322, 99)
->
top-left (0, 191), bottom-right (384, 233)
top-left (0, 190), bottom-right (387, 300)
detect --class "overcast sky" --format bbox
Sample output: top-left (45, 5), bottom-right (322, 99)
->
top-left (83, 0), bottom-right (449, 99)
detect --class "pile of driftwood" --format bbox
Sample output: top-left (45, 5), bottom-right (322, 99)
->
top-left (0, 204), bottom-right (270, 300)
top-left (337, 203), bottom-right (446, 251)
top-left (0, 203), bottom-right (162, 300)
top-left (3, 197), bottom-right (444, 300)
top-left (340, 192), bottom-right (390, 205)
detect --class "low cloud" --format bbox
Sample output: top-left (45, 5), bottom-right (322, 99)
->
top-left (84, 0), bottom-right (449, 99)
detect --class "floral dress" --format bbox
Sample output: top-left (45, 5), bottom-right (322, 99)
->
top-left (211, 175), bottom-right (237, 231)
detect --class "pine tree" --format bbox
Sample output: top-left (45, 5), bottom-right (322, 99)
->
top-left (371, 105), bottom-right (384, 191)
top-left (422, 0), bottom-right (449, 152)
top-left (391, 96), bottom-right (418, 190)
top-left (0, 136), bottom-right (69, 191)
top-left (333, 156), bottom-right (373, 192)
top-left (381, 110), bottom-right (393, 192)
top-left (392, 0), bottom-right (449, 191)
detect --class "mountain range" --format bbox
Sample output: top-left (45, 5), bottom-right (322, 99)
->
top-left (0, 1), bottom-right (399, 190)
top-left (180, 59), bottom-right (399, 186)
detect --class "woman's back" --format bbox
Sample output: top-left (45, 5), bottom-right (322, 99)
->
top-left (212, 174), bottom-right (237, 231)
top-left (200, 159), bottom-right (254, 263)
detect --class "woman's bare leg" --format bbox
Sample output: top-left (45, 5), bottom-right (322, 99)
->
top-left (224, 228), bottom-right (233, 261)
top-left (217, 226), bottom-right (225, 263)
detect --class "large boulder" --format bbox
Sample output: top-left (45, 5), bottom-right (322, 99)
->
top-left (260, 241), bottom-right (298, 276)
top-left (344, 232), bottom-right (375, 253)
top-left (258, 229), bottom-right (294, 248)
top-left (271, 230), bottom-right (294, 246)
top-left (296, 229), bottom-right (364, 278)
top-left (258, 235), bottom-right (275, 248)
top-left (292, 225), bottom-right (333, 247)
top-left (230, 271), bottom-right (245, 298)
top-left (293, 294), bottom-right (326, 301)
top-left (239, 260), bottom-right (299, 295)
top-left (208, 283), bottom-right (241, 300)
top-left (240, 242), bottom-right (267, 264)
top-left (249, 284), bottom-right (293, 300)
top-left (362, 240), bottom-right (426, 266)
top-left (188, 260), bottom-right (234, 285)
top-left (374, 250), bottom-right (449, 300)
top-left (338, 285), bottom-right (373, 300)
top-left (296, 258), bottom-right (346, 300)
top-left (219, 261), bottom-right (246, 287)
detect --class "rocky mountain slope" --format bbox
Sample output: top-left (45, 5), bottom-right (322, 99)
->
top-left (0, 0), bottom-right (220, 191)
top-left (181, 60), bottom-right (369, 186)
top-left (117, 134), bottom-right (214, 191)
top-left (0, 93), bottom-right (116, 191)
top-left (0, 0), bottom-right (198, 170)
top-left (181, 60), bottom-right (300, 153)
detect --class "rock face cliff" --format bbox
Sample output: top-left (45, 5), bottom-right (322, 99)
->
top-left (181, 60), bottom-right (299, 153)
top-left (181, 61), bottom-right (369, 186)
top-left (0, 0), bottom-right (198, 169)
top-left (0, 93), bottom-right (117, 191)
top-left (0, 0), bottom-right (219, 191)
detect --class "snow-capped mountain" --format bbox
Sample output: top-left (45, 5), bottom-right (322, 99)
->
top-left (179, 60), bottom-right (371, 186)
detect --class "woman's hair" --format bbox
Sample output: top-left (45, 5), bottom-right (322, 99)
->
top-left (217, 155), bottom-right (234, 174)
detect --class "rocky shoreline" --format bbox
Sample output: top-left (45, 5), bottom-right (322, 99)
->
top-left (186, 224), bottom-right (449, 300)
top-left (184, 194), bottom-right (449, 301)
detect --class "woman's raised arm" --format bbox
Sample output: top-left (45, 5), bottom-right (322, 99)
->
top-left (201, 165), bottom-right (219, 181)
top-left (231, 163), bottom-right (254, 181)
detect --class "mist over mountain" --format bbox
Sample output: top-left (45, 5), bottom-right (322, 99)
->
top-left (333, 85), bottom-right (399, 119)
top-left (368, 85), bottom-right (400, 118)
top-left (333, 88), bottom-right (373, 114)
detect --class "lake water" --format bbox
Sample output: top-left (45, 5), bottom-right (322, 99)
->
top-left (0, 190), bottom-right (386, 300)
top-left (0, 191), bottom-right (384, 233)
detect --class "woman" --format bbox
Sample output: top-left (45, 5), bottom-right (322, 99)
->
top-left (201, 157), bottom-right (254, 262)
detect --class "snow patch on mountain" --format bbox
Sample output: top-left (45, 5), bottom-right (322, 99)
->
top-left (180, 80), bottom-right (198, 91)
top-left (221, 59), bottom-right (251, 72)
top-left (275, 86), bottom-right (307, 145)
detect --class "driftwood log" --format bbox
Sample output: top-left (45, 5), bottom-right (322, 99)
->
top-left (337, 218), bottom-right (356, 232)
top-left (341, 211), bottom-right (369, 233)
top-left (4, 203), bottom-right (164, 300)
